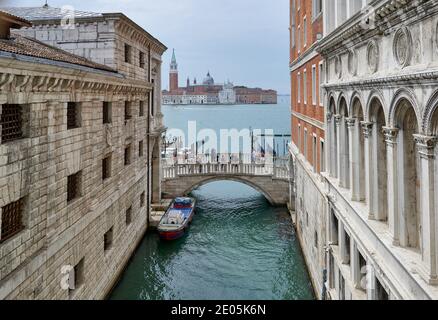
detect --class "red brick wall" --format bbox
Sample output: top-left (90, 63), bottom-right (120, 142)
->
top-left (170, 72), bottom-right (178, 92)
top-left (290, 0), bottom-right (325, 173)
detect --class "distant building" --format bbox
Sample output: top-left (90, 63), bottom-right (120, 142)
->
top-left (234, 86), bottom-right (277, 104)
top-left (218, 80), bottom-right (236, 104)
top-left (162, 50), bottom-right (277, 105)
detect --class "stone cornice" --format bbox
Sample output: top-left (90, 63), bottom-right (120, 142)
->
top-left (0, 59), bottom-right (152, 95)
top-left (114, 15), bottom-right (167, 55)
top-left (289, 42), bottom-right (320, 71)
top-left (322, 68), bottom-right (438, 91)
top-left (317, 0), bottom-right (437, 58)
top-left (291, 110), bottom-right (325, 131)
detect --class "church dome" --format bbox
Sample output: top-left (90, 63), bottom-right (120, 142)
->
top-left (203, 71), bottom-right (214, 85)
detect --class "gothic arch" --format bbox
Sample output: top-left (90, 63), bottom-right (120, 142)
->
top-left (365, 89), bottom-right (387, 123)
top-left (328, 92), bottom-right (337, 115)
top-left (422, 89), bottom-right (438, 135)
top-left (349, 91), bottom-right (365, 117)
top-left (337, 93), bottom-right (349, 116)
top-left (388, 88), bottom-right (421, 129)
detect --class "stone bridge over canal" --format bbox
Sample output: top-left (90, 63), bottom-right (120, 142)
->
top-left (161, 157), bottom-right (292, 206)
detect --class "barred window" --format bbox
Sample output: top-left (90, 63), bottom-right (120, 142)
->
top-left (124, 44), bottom-right (132, 64)
top-left (1, 104), bottom-right (23, 143)
top-left (102, 155), bottom-right (111, 181)
top-left (125, 206), bottom-right (132, 225)
top-left (139, 51), bottom-right (145, 68)
top-left (67, 171), bottom-right (82, 203)
top-left (139, 101), bottom-right (144, 117)
top-left (67, 102), bottom-right (81, 129)
top-left (103, 102), bottom-right (112, 124)
top-left (140, 192), bottom-right (145, 207)
top-left (139, 140), bottom-right (144, 157)
top-left (1, 198), bottom-right (25, 243)
top-left (124, 144), bottom-right (131, 166)
top-left (104, 228), bottom-right (113, 251)
top-left (124, 101), bottom-right (132, 122)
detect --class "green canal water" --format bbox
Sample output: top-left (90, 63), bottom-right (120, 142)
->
top-left (109, 181), bottom-right (314, 300)
top-left (109, 99), bottom-right (315, 300)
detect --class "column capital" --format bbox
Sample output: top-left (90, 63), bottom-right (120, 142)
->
top-left (334, 115), bottom-right (342, 127)
top-left (383, 127), bottom-right (399, 145)
top-left (361, 121), bottom-right (373, 138)
top-left (346, 117), bottom-right (357, 128)
top-left (413, 134), bottom-right (437, 159)
top-left (326, 112), bottom-right (333, 123)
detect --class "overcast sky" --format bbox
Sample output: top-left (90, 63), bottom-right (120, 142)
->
top-left (3, 0), bottom-right (290, 93)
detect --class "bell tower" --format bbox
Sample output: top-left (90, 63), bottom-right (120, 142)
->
top-left (169, 49), bottom-right (178, 92)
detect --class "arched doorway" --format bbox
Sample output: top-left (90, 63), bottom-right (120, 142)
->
top-left (368, 97), bottom-right (388, 221)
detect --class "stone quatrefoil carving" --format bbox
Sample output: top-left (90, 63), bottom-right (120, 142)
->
top-left (393, 27), bottom-right (412, 68)
top-left (367, 40), bottom-right (379, 74)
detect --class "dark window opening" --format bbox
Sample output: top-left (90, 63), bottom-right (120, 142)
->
top-left (67, 102), bottom-right (81, 129)
top-left (102, 155), bottom-right (111, 181)
top-left (104, 228), bottom-right (113, 251)
top-left (0, 104), bottom-right (24, 143)
top-left (67, 171), bottom-right (81, 203)
top-left (124, 144), bottom-right (132, 166)
top-left (140, 192), bottom-right (145, 207)
top-left (124, 101), bottom-right (132, 122)
top-left (126, 206), bottom-right (132, 225)
top-left (139, 51), bottom-right (145, 68)
top-left (139, 140), bottom-right (144, 157)
top-left (139, 101), bottom-right (144, 117)
top-left (103, 102), bottom-right (112, 124)
top-left (124, 44), bottom-right (132, 63)
top-left (1, 198), bottom-right (25, 243)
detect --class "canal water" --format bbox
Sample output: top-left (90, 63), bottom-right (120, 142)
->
top-left (109, 98), bottom-right (315, 300)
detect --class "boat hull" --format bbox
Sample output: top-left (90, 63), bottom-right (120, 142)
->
top-left (158, 228), bottom-right (186, 241)
top-left (157, 198), bottom-right (196, 241)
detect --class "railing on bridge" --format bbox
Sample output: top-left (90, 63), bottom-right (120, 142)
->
top-left (162, 153), bottom-right (290, 181)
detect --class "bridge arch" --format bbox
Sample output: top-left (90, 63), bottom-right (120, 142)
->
top-left (182, 176), bottom-right (277, 205)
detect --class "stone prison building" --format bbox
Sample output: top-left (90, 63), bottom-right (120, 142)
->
top-left (0, 7), bottom-right (166, 299)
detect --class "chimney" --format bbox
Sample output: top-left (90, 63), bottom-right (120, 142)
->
top-left (187, 77), bottom-right (190, 87)
top-left (0, 11), bottom-right (32, 39)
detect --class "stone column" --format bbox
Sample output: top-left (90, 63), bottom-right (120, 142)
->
top-left (335, 115), bottom-right (342, 183)
top-left (326, 113), bottom-right (334, 177)
top-left (361, 122), bottom-right (374, 219)
top-left (339, 222), bottom-right (348, 264)
top-left (347, 118), bottom-right (358, 200)
top-left (383, 127), bottom-right (399, 245)
top-left (414, 134), bottom-right (438, 283)
top-left (351, 240), bottom-right (361, 289)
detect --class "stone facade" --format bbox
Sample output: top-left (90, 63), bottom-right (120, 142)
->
top-left (291, 0), bottom-right (438, 300)
top-left (0, 8), bottom-right (166, 300)
top-left (289, 0), bottom-right (326, 299)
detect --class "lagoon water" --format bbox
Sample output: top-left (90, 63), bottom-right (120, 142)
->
top-left (109, 98), bottom-right (315, 300)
